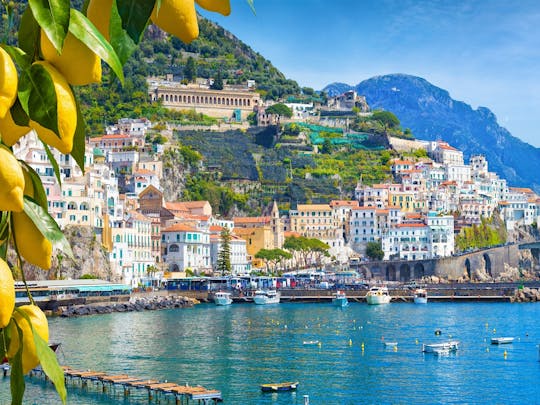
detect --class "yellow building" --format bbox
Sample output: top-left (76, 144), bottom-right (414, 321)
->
top-left (289, 204), bottom-right (339, 240)
top-left (389, 191), bottom-right (425, 212)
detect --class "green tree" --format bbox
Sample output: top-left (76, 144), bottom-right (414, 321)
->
top-left (372, 110), bottom-right (400, 129)
top-left (255, 248), bottom-right (292, 274)
top-left (366, 241), bottom-right (384, 260)
top-left (320, 138), bottom-right (334, 154)
top-left (211, 70), bottom-right (224, 90)
top-left (216, 227), bottom-right (232, 276)
top-left (184, 56), bottom-right (197, 82)
top-left (266, 103), bottom-right (293, 118)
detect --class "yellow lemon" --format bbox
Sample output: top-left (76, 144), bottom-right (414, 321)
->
top-left (7, 305), bottom-right (49, 374)
top-left (0, 147), bottom-right (25, 212)
top-left (151, 0), bottom-right (199, 44)
top-left (0, 258), bottom-right (15, 328)
top-left (87, 0), bottom-right (113, 40)
top-left (41, 30), bottom-right (102, 85)
top-left (0, 47), bottom-right (18, 119)
top-left (196, 0), bottom-right (230, 16)
top-left (12, 211), bottom-right (52, 270)
top-left (29, 62), bottom-right (77, 155)
top-left (0, 109), bottom-right (32, 146)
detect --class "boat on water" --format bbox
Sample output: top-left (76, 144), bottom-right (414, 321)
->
top-left (303, 340), bottom-right (320, 345)
top-left (332, 290), bottom-right (348, 307)
top-left (366, 286), bottom-right (391, 305)
top-left (491, 337), bottom-right (514, 345)
top-left (384, 341), bottom-right (398, 347)
top-left (413, 288), bottom-right (428, 304)
top-left (213, 291), bottom-right (233, 306)
top-left (422, 340), bottom-right (459, 354)
top-left (260, 381), bottom-right (299, 392)
top-left (253, 290), bottom-right (280, 305)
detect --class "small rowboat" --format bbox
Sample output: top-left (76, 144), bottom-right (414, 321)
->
top-left (260, 381), bottom-right (299, 392)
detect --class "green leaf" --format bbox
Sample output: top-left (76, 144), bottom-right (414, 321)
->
top-left (18, 62), bottom-right (60, 137)
top-left (21, 162), bottom-right (48, 210)
top-left (41, 141), bottom-right (62, 187)
top-left (9, 321), bottom-right (25, 405)
top-left (71, 96), bottom-right (86, 173)
top-left (34, 332), bottom-right (67, 404)
top-left (1, 44), bottom-right (32, 70)
top-left (28, 0), bottom-right (70, 52)
top-left (68, 9), bottom-right (124, 84)
top-left (10, 98), bottom-right (30, 127)
top-left (117, 0), bottom-right (155, 44)
top-left (246, 0), bottom-right (256, 15)
top-left (18, 6), bottom-right (41, 57)
top-left (109, 0), bottom-right (137, 65)
top-left (23, 197), bottom-right (75, 261)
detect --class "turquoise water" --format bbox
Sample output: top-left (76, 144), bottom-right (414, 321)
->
top-left (1, 302), bottom-right (539, 404)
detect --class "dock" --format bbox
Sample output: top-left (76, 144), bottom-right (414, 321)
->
top-left (28, 366), bottom-right (222, 404)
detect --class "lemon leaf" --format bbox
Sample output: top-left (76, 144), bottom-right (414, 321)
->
top-left (41, 141), bottom-right (62, 187)
top-left (109, 0), bottom-right (137, 65)
top-left (18, 6), bottom-right (41, 57)
top-left (9, 321), bottom-right (25, 405)
top-left (71, 96), bottom-right (86, 174)
top-left (34, 332), bottom-right (67, 404)
top-left (18, 63), bottom-right (60, 138)
top-left (117, 0), bottom-right (155, 44)
top-left (10, 99), bottom-right (30, 127)
top-left (69, 9), bottom-right (125, 84)
top-left (28, 0), bottom-right (70, 53)
top-left (23, 197), bottom-right (75, 261)
top-left (21, 162), bottom-right (49, 210)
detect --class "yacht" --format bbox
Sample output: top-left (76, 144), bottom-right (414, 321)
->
top-left (332, 290), bottom-right (349, 307)
top-left (253, 290), bottom-right (280, 305)
top-left (413, 288), bottom-right (428, 304)
top-left (214, 291), bottom-right (233, 306)
top-left (366, 286), bottom-right (391, 305)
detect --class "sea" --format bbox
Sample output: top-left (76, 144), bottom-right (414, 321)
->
top-left (1, 302), bottom-right (539, 404)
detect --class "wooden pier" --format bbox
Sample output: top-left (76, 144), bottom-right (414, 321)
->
top-left (29, 366), bottom-right (222, 404)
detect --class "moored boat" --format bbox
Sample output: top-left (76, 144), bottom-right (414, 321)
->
top-left (422, 340), bottom-right (459, 354)
top-left (253, 290), bottom-right (280, 305)
top-left (260, 381), bottom-right (299, 392)
top-left (366, 286), bottom-right (391, 305)
top-left (214, 291), bottom-right (233, 306)
top-left (413, 288), bottom-right (428, 304)
top-left (332, 290), bottom-right (348, 307)
top-left (491, 337), bottom-right (514, 345)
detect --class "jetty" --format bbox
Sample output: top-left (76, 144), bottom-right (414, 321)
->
top-left (29, 366), bottom-right (222, 404)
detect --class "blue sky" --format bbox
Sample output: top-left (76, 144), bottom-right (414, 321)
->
top-left (200, 0), bottom-right (540, 147)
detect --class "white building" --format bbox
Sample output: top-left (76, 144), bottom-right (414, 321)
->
top-left (162, 223), bottom-right (211, 274)
top-left (381, 223), bottom-right (432, 261)
top-left (426, 213), bottom-right (454, 258)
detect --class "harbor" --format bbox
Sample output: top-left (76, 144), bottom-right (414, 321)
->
top-left (2, 301), bottom-right (538, 404)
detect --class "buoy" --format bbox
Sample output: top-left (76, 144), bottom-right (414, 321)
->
top-left (349, 339), bottom-right (352, 346)
top-left (493, 328), bottom-right (496, 334)
top-left (435, 329), bottom-right (441, 335)
top-left (415, 339), bottom-right (419, 344)
top-left (393, 345), bottom-right (398, 352)
top-left (485, 322), bottom-right (488, 328)
top-left (486, 347), bottom-right (489, 352)
top-left (503, 350), bottom-right (507, 359)
top-left (361, 342), bottom-right (365, 351)
top-left (318, 341), bottom-right (322, 348)
top-left (284, 324), bottom-right (287, 329)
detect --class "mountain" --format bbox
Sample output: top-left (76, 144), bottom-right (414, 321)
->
top-left (324, 74), bottom-right (540, 191)
top-left (322, 82), bottom-right (353, 97)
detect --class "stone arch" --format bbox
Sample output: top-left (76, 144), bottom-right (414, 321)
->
top-left (169, 244), bottom-right (179, 253)
top-left (483, 253), bottom-right (492, 277)
top-left (386, 264), bottom-right (397, 281)
top-left (413, 262), bottom-right (425, 279)
top-left (170, 263), bottom-right (179, 272)
top-left (465, 258), bottom-right (471, 279)
top-left (399, 263), bottom-right (411, 281)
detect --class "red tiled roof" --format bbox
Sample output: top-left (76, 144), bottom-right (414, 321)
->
top-left (396, 223), bottom-right (427, 228)
top-left (330, 200), bottom-right (359, 207)
top-left (234, 216), bottom-right (271, 224)
top-left (162, 223), bottom-right (198, 232)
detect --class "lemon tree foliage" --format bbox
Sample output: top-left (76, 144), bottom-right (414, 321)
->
top-left (0, 0), bottom-right (233, 403)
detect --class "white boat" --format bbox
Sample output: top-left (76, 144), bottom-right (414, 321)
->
top-left (214, 291), bottom-right (233, 306)
top-left (413, 288), bottom-right (428, 304)
top-left (253, 290), bottom-right (280, 305)
top-left (366, 286), bottom-right (391, 305)
top-left (422, 340), bottom-right (459, 354)
top-left (303, 340), bottom-right (320, 345)
top-left (384, 341), bottom-right (398, 347)
top-left (332, 291), bottom-right (348, 307)
top-left (491, 337), bottom-right (514, 345)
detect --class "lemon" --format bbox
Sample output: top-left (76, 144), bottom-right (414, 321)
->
top-left (12, 211), bottom-right (52, 270)
top-left (0, 109), bottom-right (32, 146)
top-left (0, 147), bottom-right (25, 212)
top-left (29, 62), bottom-right (77, 155)
top-left (0, 258), bottom-right (15, 328)
top-left (87, 0), bottom-right (113, 40)
top-left (196, 0), bottom-right (231, 16)
top-left (151, 0), bottom-right (199, 44)
top-left (7, 305), bottom-right (49, 374)
top-left (0, 47), bottom-right (18, 119)
top-left (41, 30), bottom-right (102, 85)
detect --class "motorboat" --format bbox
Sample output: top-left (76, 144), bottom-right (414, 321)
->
top-left (422, 340), bottom-right (459, 354)
top-left (384, 341), bottom-right (398, 347)
top-left (260, 381), bottom-right (299, 392)
top-left (366, 286), bottom-right (391, 305)
top-left (413, 288), bottom-right (428, 304)
top-left (332, 290), bottom-right (348, 307)
top-left (253, 290), bottom-right (280, 305)
top-left (214, 291), bottom-right (232, 306)
top-left (491, 337), bottom-right (514, 345)
top-left (302, 340), bottom-right (320, 346)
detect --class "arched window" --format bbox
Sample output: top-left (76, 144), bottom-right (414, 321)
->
top-left (79, 202), bottom-right (89, 210)
top-left (67, 202), bottom-right (77, 210)
top-left (169, 244), bottom-right (180, 253)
